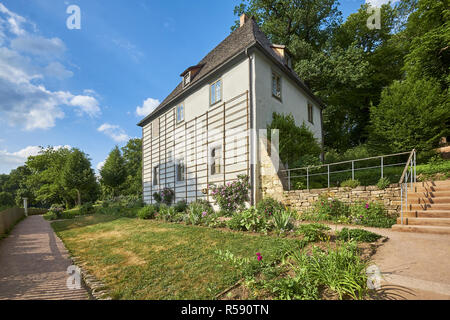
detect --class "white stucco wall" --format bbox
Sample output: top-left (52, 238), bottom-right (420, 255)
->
top-left (253, 51), bottom-right (322, 141)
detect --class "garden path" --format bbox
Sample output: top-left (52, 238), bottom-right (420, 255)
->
top-left (0, 215), bottom-right (89, 300)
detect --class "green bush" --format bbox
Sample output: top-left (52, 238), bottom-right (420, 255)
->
top-left (186, 200), bottom-right (214, 226)
top-left (152, 192), bottom-right (162, 204)
top-left (336, 228), bottom-right (382, 242)
top-left (256, 197), bottom-right (285, 217)
top-left (43, 211), bottom-right (58, 221)
top-left (137, 205), bottom-right (157, 219)
top-left (174, 200), bottom-right (188, 213)
top-left (227, 207), bottom-right (272, 233)
top-left (209, 175), bottom-right (250, 215)
top-left (156, 204), bottom-right (183, 222)
top-left (350, 201), bottom-right (396, 228)
top-left (296, 223), bottom-right (330, 242)
top-left (341, 179), bottom-right (361, 188)
top-left (312, 196), bottom-right (350, 219)
top-left (376, 177), bottom-right (391, 190)
top-left (79, 202), bottom-right (94, 215)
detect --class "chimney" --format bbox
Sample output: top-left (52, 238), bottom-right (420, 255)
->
top-left (240, 14), bottom-right (248, 27)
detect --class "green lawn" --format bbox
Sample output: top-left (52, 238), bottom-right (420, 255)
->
top-left (52, 214), bottom-right (303, 300)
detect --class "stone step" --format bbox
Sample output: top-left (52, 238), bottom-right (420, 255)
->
top-left (396, 217), bottom-right (450, 227)
top-left (391, 224), bottom-right (450, 235)
top-left (414, 180), bottom-right (450, 188)
top-left (408, 191), bottom-right (450, 199)
top-left (413, 185), bottom-right (450, 193)
top-left (408, 203), bottom-right (450, 211)
top-left (407, 196), bottom-right (450, 204)
top-left (403, 210), bottom-right (450, 218)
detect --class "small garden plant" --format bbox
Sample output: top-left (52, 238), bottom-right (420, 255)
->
top-left (336, 228), bottom-right (382, 242)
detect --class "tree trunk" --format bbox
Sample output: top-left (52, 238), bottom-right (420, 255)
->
top-left (76, 189), bottom-right (81, 206)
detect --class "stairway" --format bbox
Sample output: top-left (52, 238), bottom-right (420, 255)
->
top-left (392, 180), bottom-right (450, 234)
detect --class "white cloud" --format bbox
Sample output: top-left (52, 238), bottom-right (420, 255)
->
top-left (0, 145), bottom-right (71, 173)
top-left (44, 61), bottom-right (73, 79)
top-left (69, 95), bottom-right (101, 117)
top-left (0, 4), bottom-right (101, 131)
top-left (97, 123), bottom-right (130, 143)
top-left (11, 36), bottom-right (66, 57)
top-left (0, 3), bottom-right (26, 36)
top-left (136, 97), bottom-right (160, 117)
top-left (365, 0), bottom-right (399, 7)
top-left (96, 160), bottom-right (105, 172)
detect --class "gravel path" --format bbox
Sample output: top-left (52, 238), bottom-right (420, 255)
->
top-left (0, 215), bottom-right (89, 300)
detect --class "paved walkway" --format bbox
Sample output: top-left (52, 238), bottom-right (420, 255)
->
top-left (321, 223), bottom-right (450, 300)
top-left (0, 215), bottom-right (89, 300)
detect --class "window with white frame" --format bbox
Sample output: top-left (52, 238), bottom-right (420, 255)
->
top-left (176, 158), bottom-right (185, 182)
top-left (272, 72), bottom-right (281, 100)
top-left (210, 79), bottom-right (222, 105)
top-left (153, 165), bottom-right (159, 186)
top-left (210, 146), bottom-right (222, 175)
top-left (308, 102), bottom-right (314, 124)
top-left (183, 72), bottom-right (191, 87)
top-left (176, 105), bottom-right (184, 123)
top-left (152, 118), bottom-right (160, 137)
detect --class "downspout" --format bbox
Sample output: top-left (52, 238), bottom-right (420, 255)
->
top-left (246, 47), bottom-right (256, 206)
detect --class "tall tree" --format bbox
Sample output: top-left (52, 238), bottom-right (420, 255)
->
top-left (121, 138), bottom-right (142, 196)
top-left (100, 146), bottom-right (127, 197)
top-left (61, 148), bottom-right (98, 206)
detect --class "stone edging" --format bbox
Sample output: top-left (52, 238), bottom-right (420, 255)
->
top-left (70, 256), bottom-right (112, 300)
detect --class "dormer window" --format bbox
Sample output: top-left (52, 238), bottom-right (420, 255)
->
top-left (183, 72), bottom-right (191, 87)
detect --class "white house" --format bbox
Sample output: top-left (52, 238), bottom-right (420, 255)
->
top-left (138, 14), bottom-right (324, 205)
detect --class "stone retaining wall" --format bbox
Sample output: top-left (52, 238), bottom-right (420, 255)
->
top-left (282, 184), bottom-right (402, 216)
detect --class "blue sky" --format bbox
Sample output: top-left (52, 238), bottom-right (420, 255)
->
top-left (0, 0), bottom-right (392, 174)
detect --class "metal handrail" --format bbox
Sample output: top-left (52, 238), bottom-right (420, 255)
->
top-left (282, 151), bottom-right (412, 191)
top-left (400, 149), bottom-right (416, 225)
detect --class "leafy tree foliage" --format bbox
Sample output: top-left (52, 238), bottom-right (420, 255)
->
top-left (61, 148), bottom-right (99, 206)
top-left (267, 112), bottom-right (322, 168)
top-left (100, 146), bottom-right (127, 197)
top-left (121, 138), bottom-right (142, 196)
top-left (369, 78), bottom-right (449, 153)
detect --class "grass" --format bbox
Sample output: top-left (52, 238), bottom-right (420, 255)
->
top-left (51, 214), bottom-right (303, 300)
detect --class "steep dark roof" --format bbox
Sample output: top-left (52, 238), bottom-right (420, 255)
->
top-left (138, 19), bottom-right (323, 127)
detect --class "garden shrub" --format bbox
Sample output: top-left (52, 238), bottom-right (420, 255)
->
top-left (210, 175), bottom-right (250, 215)
top-left (311, 196), bottom-right (350, 220)
top-left (43, 211), bottom-right (58, 221)
top-left (349, 201), bottom-right (396, 228)
top-left (336, 228), bottom-right (382, 242)
top-left (153, 192), bottom-right (162, 204)
top-left (296, 223), bottom-right (330, 242)
top-left (376, 177), bottom-right (390, 190)
top-left (49, 204), bottom-right (65, 219)
top-left (157, 204), bottom-right (183, 222)
top-left (227, 207), bottom-right (271, 233)
top-left (174, 200), bottom-right (188, 213)
top-left (341, 179), bottom-right (361, 188)
top-left (79, 202), bottom-right (94, 215)
top-left (137, 205), bottom-right (157, 220)
top-left (256, 197), bottom-right (285, 217)
top-left (186, 200), bottom-right (214, 226)
top-left (160, 188), bottom-right (174, 205)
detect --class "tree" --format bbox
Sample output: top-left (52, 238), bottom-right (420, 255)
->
top-left (25, 147), bottom-right (72, 207)
top-left (0, 191), bottom-right (14, 207)
top-left (100, 146), bottom-right (127, 197)
top-left (267, 112), bottom-right (322, 168)
top-left (121, 138), bottom-right (142, 196)
top-left (369, 78), bottom-right (449, 153)
top-left (61, 148), bottom-right (98, 206)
